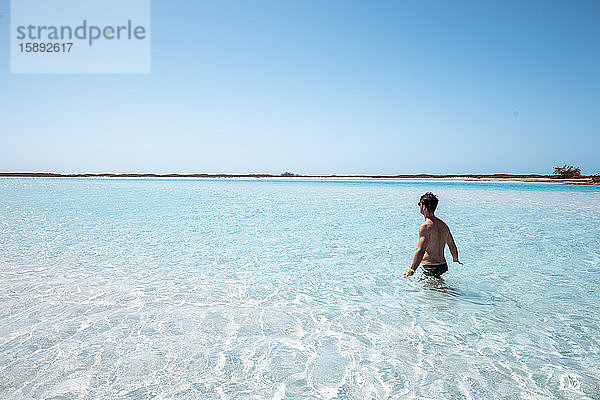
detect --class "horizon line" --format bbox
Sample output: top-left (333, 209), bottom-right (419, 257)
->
top-left (0, 172), bottom-right (595, 179)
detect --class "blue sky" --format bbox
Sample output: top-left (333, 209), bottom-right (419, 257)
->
top-left (1, 0), bottom-right (598, 174)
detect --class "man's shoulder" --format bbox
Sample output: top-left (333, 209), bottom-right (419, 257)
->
top-left (434, 218), bottom-right (451, 233)
top-left (420, 220), bottom-right (434, 231)
top-left (435, 218), bottom-right (449, 228)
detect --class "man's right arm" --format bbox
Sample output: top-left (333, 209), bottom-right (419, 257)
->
top-left (446, 229), bottom-right (463, 265)
top-left (404, 224), bottom-right (430, 277)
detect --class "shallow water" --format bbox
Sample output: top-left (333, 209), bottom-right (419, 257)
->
top-left (1, 178), bottom-right (599, 399)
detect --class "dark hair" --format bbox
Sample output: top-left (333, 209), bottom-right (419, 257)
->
top-left (419, 192), bottom-right (438, 212)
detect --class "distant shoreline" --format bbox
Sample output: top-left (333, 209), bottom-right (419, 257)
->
top-left (1, 172), bottom-right (598, 185)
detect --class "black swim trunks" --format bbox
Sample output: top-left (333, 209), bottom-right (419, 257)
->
top-left (422, 263), bottom-right (448, 278)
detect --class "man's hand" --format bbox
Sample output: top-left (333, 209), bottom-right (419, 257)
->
top-left (454, 260), bottom-right (464, 265)
top-left (404, 269), bottom-right (415, 277)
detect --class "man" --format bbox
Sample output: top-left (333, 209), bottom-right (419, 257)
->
top-left (404, 192), bottom-right (462, 278)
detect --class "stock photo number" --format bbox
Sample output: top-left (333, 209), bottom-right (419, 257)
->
top-left (19, 42), bottom-right (73, 53)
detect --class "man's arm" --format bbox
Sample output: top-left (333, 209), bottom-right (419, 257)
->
top-left (405, 224), bottom-right (429, 277)
top-left (446, 229), bottom-right (463, 265)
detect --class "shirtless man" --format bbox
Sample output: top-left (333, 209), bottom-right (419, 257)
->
top-left (404, 192), bottom-right (462, 278)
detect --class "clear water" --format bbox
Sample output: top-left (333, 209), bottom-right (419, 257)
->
top-left (1, 178), bottom-right (599, 399)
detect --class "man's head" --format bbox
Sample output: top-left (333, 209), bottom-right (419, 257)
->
top-left (419, 192), bottom-right (438, 214)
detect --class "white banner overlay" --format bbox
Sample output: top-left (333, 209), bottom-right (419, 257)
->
top-left (11, 0), bottom-right (150, 74)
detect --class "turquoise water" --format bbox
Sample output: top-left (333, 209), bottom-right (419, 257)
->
top-left (1, 178), bottom-right (599, 399)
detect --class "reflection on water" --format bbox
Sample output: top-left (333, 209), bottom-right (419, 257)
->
top-left (420, 274), bottom-right (460, 294)
top-left (1, 178), bottom-right (599, 399)
top-left (420, 275), bottom-right (498, 307)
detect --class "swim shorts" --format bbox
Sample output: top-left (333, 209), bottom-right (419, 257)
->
top-left (422, 263), bottom-right (448, 278)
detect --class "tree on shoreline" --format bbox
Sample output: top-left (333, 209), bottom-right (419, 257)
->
top-left (553, 165), bottom-right (581, 178)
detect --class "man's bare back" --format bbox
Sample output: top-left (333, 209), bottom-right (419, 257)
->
top-left (420, 216), bottom-right (452, 265)
top-left (405, 192), bottom-right (462, 278)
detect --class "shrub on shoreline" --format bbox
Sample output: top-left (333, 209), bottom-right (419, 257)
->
top-left (553, 165), bottom-right (581, 179)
